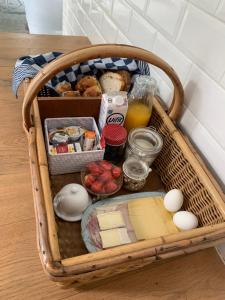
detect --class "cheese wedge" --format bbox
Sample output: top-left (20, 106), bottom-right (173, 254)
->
top-left (97, 211), bottom-right (125, 230)
top-left (128, 196), bottom-right (179, 240)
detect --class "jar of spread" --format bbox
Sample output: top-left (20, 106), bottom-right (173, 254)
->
top-left (125, 127), bottom-right (163, 166)
top-left (102, 124), bottom-right (127, 163)
top-left (123, 157), bottom-right (151, 191)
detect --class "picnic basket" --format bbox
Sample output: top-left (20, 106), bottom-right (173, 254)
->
top-left (22, 44), bottom-right (225, 288)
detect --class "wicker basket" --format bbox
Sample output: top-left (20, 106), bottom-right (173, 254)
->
top-left (22, 44), bottom-right (225, 288)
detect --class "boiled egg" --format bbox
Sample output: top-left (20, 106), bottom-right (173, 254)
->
top-left (164, 189), bottom-right (183, 212)
top-left (173, 211), bottom-right (198, 231)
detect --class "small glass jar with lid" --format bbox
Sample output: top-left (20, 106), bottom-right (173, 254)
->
top-left (102, 124), bottom-right (127, 163)
top-left (122, 157), bottom-right (151, 191)
top-left (125, 127), bottom-right (163, 166)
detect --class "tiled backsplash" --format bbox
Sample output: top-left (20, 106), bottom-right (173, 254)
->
top-left (63, 0), bottom-right (225, 191)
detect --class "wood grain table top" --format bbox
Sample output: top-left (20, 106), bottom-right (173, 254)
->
top-left (0, 32), bottom-right (225, 300)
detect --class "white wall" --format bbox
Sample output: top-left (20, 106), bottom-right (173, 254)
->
top-left (63, 0), bottom-right (225, 192)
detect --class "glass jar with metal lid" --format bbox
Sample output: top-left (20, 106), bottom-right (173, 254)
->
top-left (123, 157), bottom-right (151, 191)
top-left (125, 127), bottom-right (163, 166)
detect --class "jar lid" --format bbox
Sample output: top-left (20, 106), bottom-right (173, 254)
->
top-left (102, 124), bottom-right (127, 146)
top-left (128, 127), bottom-right (163, 155)
top-left (123, 157), bottom-right (150, 180)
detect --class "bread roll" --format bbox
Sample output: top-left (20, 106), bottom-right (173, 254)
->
top-left (55, 81), bottom-right (72, 94)
top-left (116, 70), bottom-right (131, 91)
top-left (62, 91), bottom-right (80, 97)
top-left (83, 85), bottom-right (102, 97)
top-left (99, 72), bottom-right (125, 93)
top-left (75, 76), bottom-right (100, 94)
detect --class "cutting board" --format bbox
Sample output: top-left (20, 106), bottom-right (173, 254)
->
top-left (128, 196), bottom-right (179, 240)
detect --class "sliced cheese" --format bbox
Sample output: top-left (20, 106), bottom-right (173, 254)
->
top-left (99, 228), bottom-right (131, 249)
top-left (97, 211), bottom-right (125, 230)
top-left (128, 196), bottom-right (179, 240)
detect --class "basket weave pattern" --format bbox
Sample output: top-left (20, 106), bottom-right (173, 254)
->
top-left (151, 109), bottom-right (224, 226)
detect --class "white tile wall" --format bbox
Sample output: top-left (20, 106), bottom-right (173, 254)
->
top-left (190, 0), bottom-right (221, 14)
top-left (184, 65), bottom-right (225, 149)
top-left (63, 0), bottom-right (225, 194)
top-left (128, 0), bottom-right (147, 12)
top-left (97, 0), bottom-right (112, 14)
top-left (147, 0), bottom-right (187, 37)
top-left (89, 0), bottom-right (104, 30)
top-left (216, 1), bottom-right (225, 21)
top-left (127, 11), bottom-right (156, 50)
top-left (152, 34), bottom-right (192, 85)
top-left (112, 0), bottom-right (131, 33)
top-left (82, 0), bottom-right (91, 12)
top-left (101, 13), bottom-right (118, 42)
top-left (116, 31), bottom-right (132, 45)
top-left (177, 5), bottom-right (225, 81)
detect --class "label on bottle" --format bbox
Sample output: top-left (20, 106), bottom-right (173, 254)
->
top-left (98, 92), bottom-right (128, 131)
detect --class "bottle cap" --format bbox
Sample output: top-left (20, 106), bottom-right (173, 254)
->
top-left (102, 124), bottom-right (127, 146)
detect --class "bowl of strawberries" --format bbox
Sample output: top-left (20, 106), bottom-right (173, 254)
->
top-left (81, 160), bottom-right (123, 198)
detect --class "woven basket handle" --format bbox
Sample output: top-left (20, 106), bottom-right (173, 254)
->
top-left (22, 44), bottom-right (184, 132)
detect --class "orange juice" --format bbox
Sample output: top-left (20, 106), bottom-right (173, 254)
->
top-left (124, 102), bottom-right (152, 132)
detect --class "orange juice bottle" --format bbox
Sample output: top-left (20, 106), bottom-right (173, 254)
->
top-left (124, 76), bottom-right (156, 132)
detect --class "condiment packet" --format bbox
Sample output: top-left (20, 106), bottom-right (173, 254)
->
top-left (49, 129), bottom-right (70, 145)
top-left (65, 126), bottom-right (86, 142)
top-left (83, 131), bottom-right (96, 151)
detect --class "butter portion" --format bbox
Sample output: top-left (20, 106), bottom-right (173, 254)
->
top-left (99, 228), bottom-right (131, 249)
top-left (97, 211), bottom-right (125, 230)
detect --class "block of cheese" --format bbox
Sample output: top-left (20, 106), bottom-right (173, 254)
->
top-left (128, 196), bottom-right (179, 240)
top-left (97, 211), bottom-right (125, 230)
top-left (99, 228), bottom-right (131, 249)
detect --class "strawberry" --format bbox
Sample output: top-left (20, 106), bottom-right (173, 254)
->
top-left (111, 166), bottom-right (122, 179)
top-left (105, 180), bottom-right (118, 193)
top-left (99, 171), bottom-right (113, 183)
top-left (91, 181), bottom-right (103, 194)
top-left (84, 174), bottom-right (95, 187)
top-left (87, 162), bottom-right (103, 176)
top-left (87, 162), bottom-right (98, 172)
top-left (99, 160), bottom-right (112, 171)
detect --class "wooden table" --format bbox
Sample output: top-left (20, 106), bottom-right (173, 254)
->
top-left (1, 32), bottom-right (225, 300)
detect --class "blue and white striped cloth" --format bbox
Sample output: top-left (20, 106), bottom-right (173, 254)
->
top-left (12, 51), bottom-right (150, 96)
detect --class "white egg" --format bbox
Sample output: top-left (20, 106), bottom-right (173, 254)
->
top-left (164, 189), bottom-right (183, 212)
top-left (173, 211), bottom-right (198, 231)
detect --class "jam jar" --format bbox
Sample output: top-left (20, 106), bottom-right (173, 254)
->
top-left (123, 157), bottom-right (151, 191)
top-left (102, 124), bottom-right (127, 163)
top-left (125, 127), bottom-right (163, 166)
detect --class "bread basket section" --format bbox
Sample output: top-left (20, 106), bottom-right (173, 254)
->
top-left (22, 44), bottom-right (225, 288)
